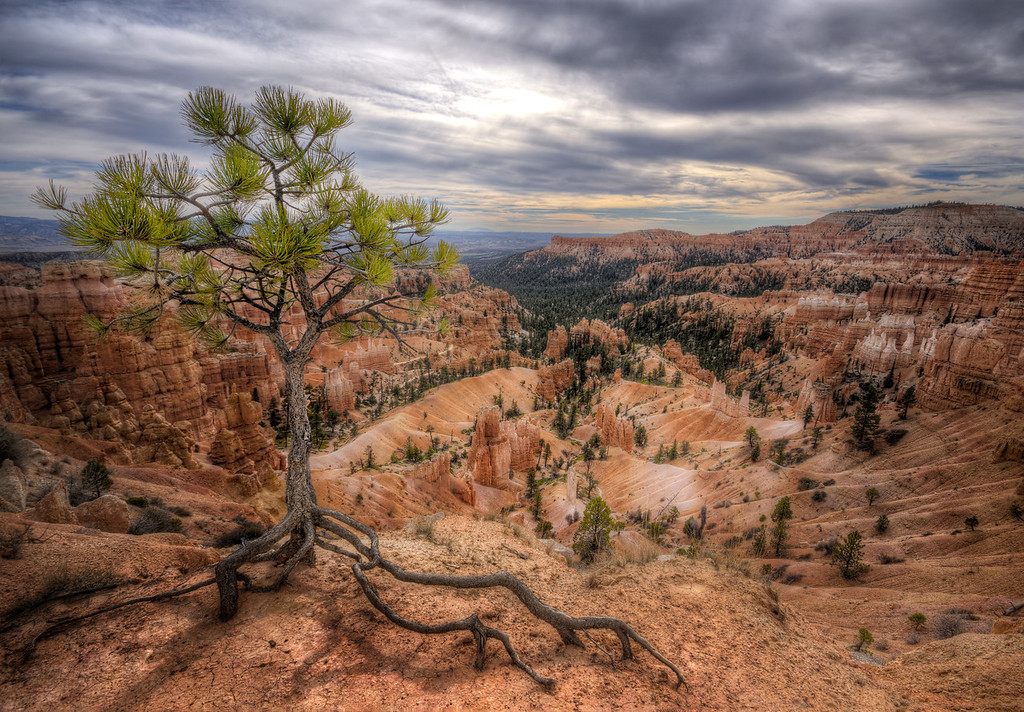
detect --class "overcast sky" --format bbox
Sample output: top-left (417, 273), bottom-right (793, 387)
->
top-left (1, 0), bottom-right (1022, 233)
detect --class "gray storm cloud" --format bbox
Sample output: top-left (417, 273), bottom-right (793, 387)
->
top-left (1, 0), bottom-right (1021, 232)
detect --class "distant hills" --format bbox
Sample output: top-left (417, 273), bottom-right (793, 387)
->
top-left (0, 215), bottom-right (602, 267)
top-left (5, 202), bottom-right (1022, 265)
top-left (0, 216), bottom-right (68, 252)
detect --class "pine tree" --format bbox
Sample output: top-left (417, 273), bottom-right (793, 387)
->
top-left (851, 382), bottom-right (882, 450)
top-left (751, 524), bottom-right (768, 557)
top-left (802, 404), bottom-right (815, 428)
top-left (811, 426), bottom-right (824, 449)
top-left (770, 496), bottom-right (792, 556)
top-left (573, 496), bottom-right (615, 564)
top-left (81, 459), bottom-right (113, 500)
top-left (831, 530), bottom-right (866, 579)
top-left (633, 424), bottom-right (648, 447)
top-left (897, 385), bottom-right (916, 420)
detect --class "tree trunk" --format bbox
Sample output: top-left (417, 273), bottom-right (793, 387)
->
top-left (283, 359), bottom-right (317, 515)
top-left (214, 356), bottom-right (318, 621)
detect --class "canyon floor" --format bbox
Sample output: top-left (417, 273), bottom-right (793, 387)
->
top-left (2, 204), bottom-right (1023, 710)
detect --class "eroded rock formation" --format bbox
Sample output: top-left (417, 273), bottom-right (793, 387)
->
top-left (709, 379), bottom-right (750, 418)
top-left (537, 359), bottom-right (574, 402)
top-left (209, 391), bottom-right (283, 481)
top-left (544, 326), bottom-right (568, 361)
top-left (593, 403), bottom-right (634, 453)
top-left (467, 406), bottom-right (539, 490)
top-left (794, 379), bottom-right (837, 425)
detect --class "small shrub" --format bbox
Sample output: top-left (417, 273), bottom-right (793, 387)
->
top-left (878, 554), bottom-right (904, 564)
top-left (613, 537), bottom-right (661, 566)
top-left (535, 519), bottom-right (554, 538)
top-left (212, 516), bottom-right (265, 547)
top-left (883, 429), bottom-right (908, 445)
top-left (812, 490), bottom-right (827, 502)
top-left (125, 497), bottom-right (149, 508)
top-left (815, 536), bottom-right (837, 555)
top-left (169, 506), bottom-right (192, 517)
top-left (908, 612), bottom-right (927, 630)
top-left (874, 514), bottom-right (890, 534)
top-left (0, 425), bottom-right (27, 466)
top-left (0, 523), bottom-right (33, 559)
top-left (964, 515), bottom-right (979, 531)
top-left (855, 628), bottom-right (873, 652)
top-left (874, 637), bottom-right (889, 652)
top-left (905, 632), bottom-right (920, 645)
top-left (413, 516), bottom-right (437, 540)
top-left (128, 507), bottom-right (183, 535)
top-left (933, 613), bottom-right (965, 639)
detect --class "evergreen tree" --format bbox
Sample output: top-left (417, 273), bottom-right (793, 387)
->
top-left (897, 385), bottom-right (916, 420)
top-left (573, 496), bottom-right (615, 564)
top-left (772, 439), bottom-right (787, 465)
top-left (744, 426), bottom-right (760, 449)
top-left (811, 426), bottom-right (824, 449)
top-left (34, 85), bottom-right (457, 621)
top-left (883, 364), bottom-right (895, 389)
top-left (81, 459), bottom-right (113, 500)
top-left (633, 424), bottom-right (648, 447)
top-left (831, 530), bottom-right (866, 579)
top-left (751, 524), bottom-right (768, 557)
top-left (802, 404), bottom-right (815, 428)
top-left (855, 628), bottom-right (873, 652)
top-left (851, 382), bottom-right (882, 450)
top-left (769, 496), bottom-right (792, 556)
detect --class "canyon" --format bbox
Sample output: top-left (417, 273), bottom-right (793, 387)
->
top-left (1, 202), bottom-right (1023, 711)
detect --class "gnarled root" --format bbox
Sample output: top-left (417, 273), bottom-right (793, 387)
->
top-left (214, 505), bottom-right (687, 689)
top-left (316, 505), bottom-right (688, 690)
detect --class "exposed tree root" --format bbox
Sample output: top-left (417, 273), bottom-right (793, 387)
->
top-left (16, 506), bottom-right (686, 691)
top-left (211, 505), bottom-right (686, 690)
top-left (20, 576), bottom-right (217, 661)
